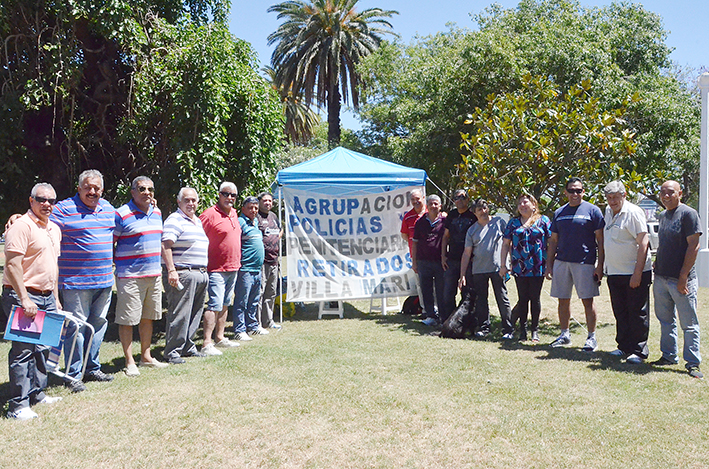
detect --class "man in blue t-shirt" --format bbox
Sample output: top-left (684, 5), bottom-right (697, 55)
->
top-left (232, 196), bottom-right (267, 341)
top-left (546, 177), bottom-right (605, 351)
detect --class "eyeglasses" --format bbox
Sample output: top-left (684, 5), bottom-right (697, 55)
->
top-left (137, 186), bottom-right (154, 193)
top-left (33, 196), bottom-right (57, 205)
top-left (566, 188), bottom-right (583, 194)
top-left (220, 191), bottom-right (237, 198)
top-left (453, 195), bottom-right (467, 201)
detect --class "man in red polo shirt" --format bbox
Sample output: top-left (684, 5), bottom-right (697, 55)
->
top-left (199, 182), bottom-right (242, 355)
top-left (400, 189), bottom-right (426, 256)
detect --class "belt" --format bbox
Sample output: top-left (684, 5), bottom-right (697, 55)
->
top-left (4, 285), bottom-right (53, 296)
top-left (173, 266), bottom-right (207, 272)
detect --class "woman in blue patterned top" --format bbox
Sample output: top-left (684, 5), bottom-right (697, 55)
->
top-left (500, 194), bottom-right (551, 343)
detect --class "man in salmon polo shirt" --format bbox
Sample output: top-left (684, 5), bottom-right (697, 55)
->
top-left (199, 182), bottom-right (242, 355)
top-left (3, 183), bottom-right (63, 420)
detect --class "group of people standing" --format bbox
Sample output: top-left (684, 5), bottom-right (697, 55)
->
top-left (2, 171), bottom-right (282, 420)
top-left (403, 177), bottom-right (702, 380)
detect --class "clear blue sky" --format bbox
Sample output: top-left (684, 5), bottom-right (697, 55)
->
top-left (229, 0), bottom-right (709, 129)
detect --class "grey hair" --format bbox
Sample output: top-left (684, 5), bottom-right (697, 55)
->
top-left (131, 176), bottom-right (153, 191)
top-left (410, 189), bottom-right (423, 200)
top-left (426, 194), bottom-right (441, 205)
top-left (603, 181), bottom-right (626, 195)
top-left (31, 183), bottom-right (56, 198)
top-left (219, 181), bottom-right (237, 194)
top-left (177, 187), bottom-right (199, 203)
top-left (242, 196), bottom-right (259, 207)
top-left (78, 169), bottom-right (104, 189)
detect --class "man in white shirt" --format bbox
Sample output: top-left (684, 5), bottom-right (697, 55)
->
top-left (602, 181), bottom-right (652, 364)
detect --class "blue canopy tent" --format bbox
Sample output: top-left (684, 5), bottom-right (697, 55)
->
top-left (274, 146), bottom-right (427, 195)
top-left (272, 147), bottom-right (428, 319)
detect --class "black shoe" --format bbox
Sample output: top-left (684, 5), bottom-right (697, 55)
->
top-left (85, 370), bottom-right (115, 382)
top-left (167, 356), bottom-right (186, 365)
top-left (184, 351), bottom-right (207, 358)
top-left (688, 366), bottom-right (704, 379)
top-left (651, 356), bottom-right (678, 366)
top-left (65, 379), bottom-right (87, 393)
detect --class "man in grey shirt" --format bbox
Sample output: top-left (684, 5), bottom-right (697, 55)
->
top-left (459, 199), bottom-right (513, 339)
top-left (651, 180), bottom-right (702, 379)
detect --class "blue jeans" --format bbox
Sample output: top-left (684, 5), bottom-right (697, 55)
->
top-left (232, 270), bottom-right (261, 333)
top-left (417, 260), bottom-right (444, 319)
top-left (2, 287), bottom-right (55, 412)
top-left (653, 275), bottom-right (701, 367)
top-left (61, 287), bottom-right (112, 379)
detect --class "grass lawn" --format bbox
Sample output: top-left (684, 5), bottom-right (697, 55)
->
top-left (1, 279), bottom-right (707, 468)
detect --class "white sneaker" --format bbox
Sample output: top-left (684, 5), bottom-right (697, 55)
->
top-left (201, 343), bottom-right (223, 356)
top-left (581, 336), bottom-right (597, 352)
top-left (626, 354), bottom-right (644, 364)
top-left (269, 323), bottom-right (282, 329)
top-left (215, 338), bottom-right (240, 348)
top-left (235, 332), bottom-right (252, 341)
top-left (8, 407), bottom-right (38, 421)
top-left (37, 395), bottom-right (62, 405)
top-left (609, 349), bottom-right (626, 357)
top-left (249, 327), bottom-right (270, 335)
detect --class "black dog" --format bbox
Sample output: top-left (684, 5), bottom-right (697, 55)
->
top-left (440, 287), bottom-right (477, 339)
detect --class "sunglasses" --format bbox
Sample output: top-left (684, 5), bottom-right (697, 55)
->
top-left (566, 188), bottom-right (584, 194)
top-left (220, 191), bottom-right (237, 198)
top-left (453, 195), bottom-right (467, 201)
top-left (33, 196), bottom-right (57, 205)
top-left (137, 186), bottom-right (155, 193)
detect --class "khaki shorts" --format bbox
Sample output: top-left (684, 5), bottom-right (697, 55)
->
top-left (550, 261), bottom-right (599, 300)
top-left (115, 276), bottom-right (163, 326)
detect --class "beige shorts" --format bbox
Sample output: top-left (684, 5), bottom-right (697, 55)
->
top-left (115, 276), bottom-right (163, 326)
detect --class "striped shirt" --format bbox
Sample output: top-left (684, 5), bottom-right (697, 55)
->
top-left (114, 200), bottom-right (163, 278)
top-left (162, 209), bottom-right (208, 268)
top-left (51, 194), bottom-right (116, 289)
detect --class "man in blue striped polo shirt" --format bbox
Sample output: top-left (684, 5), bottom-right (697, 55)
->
top-left (161, 187), bottom-right (209, 364)
top-left (114, 176), bottom-right (167, 376)
top-left (51, 170), bottom-right (116, 392)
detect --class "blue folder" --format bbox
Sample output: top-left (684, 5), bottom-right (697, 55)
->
top-left (3, 307), bottom-right (66, 347)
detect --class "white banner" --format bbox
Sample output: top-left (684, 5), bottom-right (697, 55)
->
top-left (284, 186), bottom-right (421, 301)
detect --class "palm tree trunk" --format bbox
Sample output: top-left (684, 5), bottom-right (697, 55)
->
top-left (327, 86), bottom-right (341, 149)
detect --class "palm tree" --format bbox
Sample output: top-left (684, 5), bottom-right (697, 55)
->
top-left (268, 0), bottom-right (397, 147)
top-left (263, 65), bottom-right (320, 144)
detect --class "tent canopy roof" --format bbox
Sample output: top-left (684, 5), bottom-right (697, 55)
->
top-left (275, 147), bottom-right (427, 194)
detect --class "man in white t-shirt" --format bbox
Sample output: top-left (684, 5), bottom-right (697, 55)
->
top-left (602, 181), bottom-right (652, 364)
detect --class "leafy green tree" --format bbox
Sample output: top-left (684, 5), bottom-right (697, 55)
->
top-left (268, 0), bottom-right (397, 148)
top-left (459, 74), bottom-right (640, 213)
top-left (356, 0), bottom-right (700, 201)
top-left (263, 66), bottom-right (320, 144)
top-left (121, 17), bottom-right (283, 211)
top-left (0, 0), bottom-right (282, 221)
